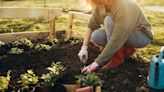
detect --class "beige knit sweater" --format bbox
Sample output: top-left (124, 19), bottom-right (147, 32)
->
top-left (87, 0), bottom-right (154, 66)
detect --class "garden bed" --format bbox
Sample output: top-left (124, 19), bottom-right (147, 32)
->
top-left (0, 37), bottom-right (152, 92)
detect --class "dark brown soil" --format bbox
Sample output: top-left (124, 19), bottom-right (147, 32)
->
top-left (0, 41), bottom-right (155, 92)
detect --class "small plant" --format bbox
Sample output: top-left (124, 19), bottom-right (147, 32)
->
top-left (20, 70), bottom-right (38, 90)
top-left (0, 71), bottom-right (11, 92)
top-left (9, 47), bottom-right (24, 55)
top-left (40, 62), bottom-right (66, 86)
top-left (76, 72), bottom-right (104, 87)
top-left (34, 44), bottom-right (52, 51)
top-left (46, 36), bottom-right (59, 44)
top-left (13, 38), bottom-right (33, 49)
top-left (0, 41), bottom-right (5, 47)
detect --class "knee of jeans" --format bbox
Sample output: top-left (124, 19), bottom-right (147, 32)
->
top-left (91, 29), bottom-right (107, 46)
top-left (104, 16), bottom-right (114, 27)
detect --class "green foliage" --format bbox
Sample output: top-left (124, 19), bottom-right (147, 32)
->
top-left (20, 70), bottom-right (38, 89)
top-left (13, 38), bottom-right (33, 49)
top-left (76, 73), bottom-right (104, 87)
top-left (9, 47), bottom-right (24, 55)
top-left (0, 71), bottom-right (11, 92)
top-left (46, 37), bottom-right (59, 44)
top-left (0, 41), bottom-right (5, 47)
top-left (34, 44), bottom-right (52, 51)
top-left (41, 62), bottom-right (66, 86)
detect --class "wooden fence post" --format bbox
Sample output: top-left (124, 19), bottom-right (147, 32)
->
top-left (66, 12), bottom-right (74, 38)
top-left (49, 10), bottom-right (56, 38)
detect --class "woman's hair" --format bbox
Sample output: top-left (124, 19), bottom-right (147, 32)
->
top-left (86, 0), bottom-right (101, 7)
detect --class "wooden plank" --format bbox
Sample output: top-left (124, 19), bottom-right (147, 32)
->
top-left (68, 11), bottom-right (91, 21)
top-left (66, 13), bottom-right (74, 38)
top-left (0, 7), bottom-right (62, 19)
top-left (0, 30), bottom-right (66, 43)
top-left (49, 10), bottom-right (56, 38)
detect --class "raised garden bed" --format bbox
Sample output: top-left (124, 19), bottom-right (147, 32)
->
top-left (0, 37), bottom-right (155, 92)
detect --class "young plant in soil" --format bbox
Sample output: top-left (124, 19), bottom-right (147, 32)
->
top-left (0, 41), bottom-right (5, 47)
top-left (36, 62), bottom-right (66, 92)
top-left (9, 47), bottom-right (24, 55)
top-left (0, 71), bottom-right (11, 92)
top-left (40, 62), bottom-right (66, 86)
top-left (34, 44), bottom-right (52, 51)
top-left (19, 70), bottom-right (38, 91)
top-left (13, 38), bottom-right (33, 49)
top-left (76, 72), bottom-right (104, 92)
top-left (46, 36), bottom-right (59, 45)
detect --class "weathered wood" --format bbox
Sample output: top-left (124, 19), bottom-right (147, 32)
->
top-left (68, 11), bottom-right (91, 21)
top-left (0, 7), bottom-right (62, 19)
top-left (49, 10), bottom-right (56, 38)
top-left (66, 13), bottom-right (74, 38)
top-left (0, 30), bottom-right (66, 43)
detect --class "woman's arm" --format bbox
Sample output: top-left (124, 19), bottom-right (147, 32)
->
top-left (83, 28), bottom-right (93, 46)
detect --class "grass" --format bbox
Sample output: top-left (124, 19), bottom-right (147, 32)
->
top-left (139, 0), bottom-right (164, 6)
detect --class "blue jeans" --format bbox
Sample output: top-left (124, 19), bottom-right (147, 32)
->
top-left (91, 16), bottom-right (151, 48)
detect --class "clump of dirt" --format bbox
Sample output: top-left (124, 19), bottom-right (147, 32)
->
top-left (0, 41), bottom-right (154, 92)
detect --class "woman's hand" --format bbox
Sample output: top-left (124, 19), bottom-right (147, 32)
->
top-left (82, 62), bottom-right (99, 74)
top-left (78, 45), bottom-right (88, 62)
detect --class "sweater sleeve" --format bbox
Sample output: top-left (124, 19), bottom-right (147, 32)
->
top-left (95, 3), bottom-right (140, 66)
top-left (87, 7), bottom-right (102, 31)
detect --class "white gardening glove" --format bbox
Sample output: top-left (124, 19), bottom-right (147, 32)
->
top-left (82, 62), bottom-right (99, 74)
top-left (78, 45), bottom-right (88, 62)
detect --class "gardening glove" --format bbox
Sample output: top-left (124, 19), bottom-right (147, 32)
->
top-left (82, 62), bottom-right (99, 74)
top-left (78, 45), bottom-right (88, 62)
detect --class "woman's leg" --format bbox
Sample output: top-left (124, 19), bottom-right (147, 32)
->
top-left (90, 28), bottom-right (107, 51)
top-left (126, 28), bottom-right (151, 48)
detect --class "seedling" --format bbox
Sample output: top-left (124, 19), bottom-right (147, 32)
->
top-left (20, 70), bottom-right (38, 90)
top-left (0, 71), bottom-right (11, 92)
top-left (40, 62), bottom-right (66, 86)
top-left (13, 38), bottom-right (33, 49)
top-left (76, 72), bottom-right (104, 87)
top-left (46, 36), bottom-right (59, 45)
top-left (34, 44), bottom-right (52, 51)
top-left (9, 47), bottom-right (24, 55)
top-left (0, 41), bottom-right (5, 47)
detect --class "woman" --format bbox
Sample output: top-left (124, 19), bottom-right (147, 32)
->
top-left (78, 0), bottom-right (154, 74)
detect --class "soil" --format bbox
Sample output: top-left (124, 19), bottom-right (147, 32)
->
top-left (0, 40), bottom-right (160, 92)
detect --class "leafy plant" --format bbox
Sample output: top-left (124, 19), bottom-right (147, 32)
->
top-left (20, 70), bottom-right (38, 90)
top-left (34, 44), bottom-right (52, 51)
top-left (41, 62), bottom-right (66, 86)
top-left (76, 73), bottom-right (104, 87)
top-left (46, 36), bottom-right (59, 44)
top-left (9, 47), bottom-right (24, 55)
top-left (0, 41), bottom-right (5, 47)
top-left (13, 38), bottom-right (33, 49)
top-left (0, 71), bottom-right (11, 92)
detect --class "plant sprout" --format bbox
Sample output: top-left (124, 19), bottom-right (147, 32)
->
top-left (34, 44), bottom-right (52, 51)
top-left (0, 71), bottom-right (11, 92)
top-left (76, 72), bottom-right (104, 87)
top-left (41, 62), bottom-right (66, 86)
top-left (9, 47), bottom-right (24, 55)
top-left (20, 70), bottom-right (38, 90)
top-left (13, 38), bottom-right (33, 49)
top-left (46, 36), bottom-right (59, 44)
top-left (0, 41), bottom-right (5, 47)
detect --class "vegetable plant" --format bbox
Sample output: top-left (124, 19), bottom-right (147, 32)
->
top-left (0, 71), bottom-right (11, 92)
top-left (76, 72), bottom-right (104, 87)
top-left (46, 36), bottom-right (59, 45)
top-left (40, 62), bottom-right (66, 86)
top-left (9, 47), bottom-right (24, 55)
top-left (20, 70), bottom-right (38, 90)
top-left (34, 44), bottom-right (52, 51)
top-left (0, 41), bottom-right (5, 47)
top-left (13, 38), bottom-right (33, 49)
